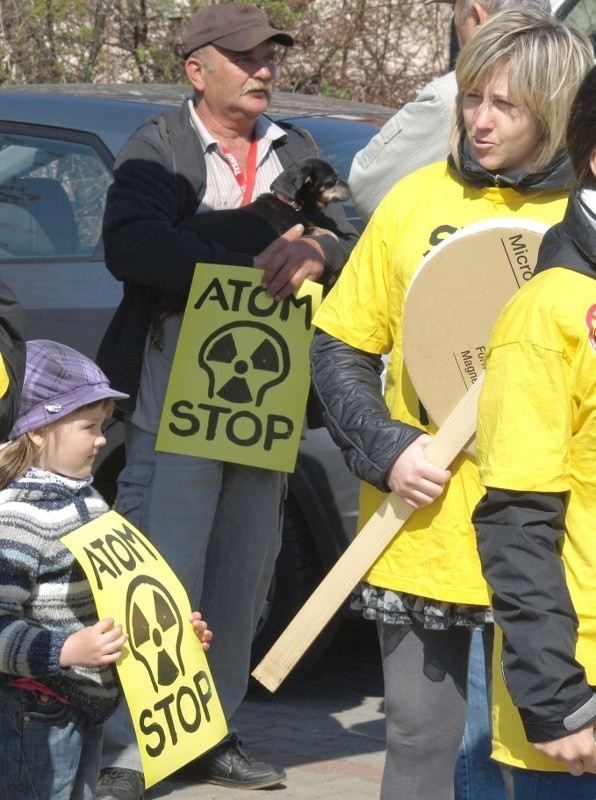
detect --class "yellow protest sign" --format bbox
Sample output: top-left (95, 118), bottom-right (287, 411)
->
top-left (156, 264), bottom-right (322, 472)
top-left (61, 510), bottom-right (227, 789)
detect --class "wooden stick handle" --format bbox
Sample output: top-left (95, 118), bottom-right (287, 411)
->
top-left (251, 375), bottom-right (484, 692)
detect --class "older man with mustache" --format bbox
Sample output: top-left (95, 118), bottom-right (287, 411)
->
top-left (95, 4), bottom-right (358, 800)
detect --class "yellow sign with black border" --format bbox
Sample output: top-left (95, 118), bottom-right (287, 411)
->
top-left (156, 264), bottom-right (322, 472)
top-left (62, 510), bottom-right (227, 789)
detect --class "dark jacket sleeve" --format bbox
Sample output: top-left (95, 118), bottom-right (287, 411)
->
top-left (473, 488), bottom-right (596, 742)
top-left (102, 113), bottom-right (254, 298)
top-left (0, 278), bottom-right (25, 440)
top-left (310, 331), bottom-right (424, 490)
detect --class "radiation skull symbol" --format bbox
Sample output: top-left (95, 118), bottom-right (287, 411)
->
top-left (125, 576), bottom-right (185, 693)
top-left (198, 321), bottom-right (290, 407)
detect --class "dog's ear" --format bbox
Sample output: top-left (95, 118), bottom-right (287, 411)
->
top-left (270, 158), bottom-right (322, 200)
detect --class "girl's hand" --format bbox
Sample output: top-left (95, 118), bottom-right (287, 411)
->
top-left (190, 611), bottom-right (213, 651)
top-left (60, 618), bottom-right (128, 667)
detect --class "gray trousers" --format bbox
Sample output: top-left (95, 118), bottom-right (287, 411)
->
top-left (102, 422), bottom-right (285, 771)
top-left (378, 623), bottom-right (471, 800)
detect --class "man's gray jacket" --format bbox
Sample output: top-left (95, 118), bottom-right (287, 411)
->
top-left (349, 71), bottom-right (457, 223)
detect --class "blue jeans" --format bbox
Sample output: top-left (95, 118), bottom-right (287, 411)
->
top-left (0, 685), bottom-right (102, 800)
top-left (512, 767), bottom-right (596, 799)
top-left (455, 628), bottom-right (510, 800)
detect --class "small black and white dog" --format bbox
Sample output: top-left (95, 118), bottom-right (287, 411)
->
top-left (179, 156), bottom-right (350, 254)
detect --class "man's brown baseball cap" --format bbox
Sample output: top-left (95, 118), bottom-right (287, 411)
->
top-left (182, 3), bottom-right (294, 58)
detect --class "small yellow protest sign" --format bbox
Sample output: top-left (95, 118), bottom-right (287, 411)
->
top-left (156, 263), bottom-right (322, 472)
top-left (62, 510), bottom-right (227, 789)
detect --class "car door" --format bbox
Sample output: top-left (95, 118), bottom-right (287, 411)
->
top-left (0, 122), bottom-right (122, 361)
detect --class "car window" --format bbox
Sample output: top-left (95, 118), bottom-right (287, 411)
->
top-left (0, 131), bottom-right (112, 260)
top-left (275, 115), bottom-right (388, 232)
top-left (278, 116), bottom-right (385, 181)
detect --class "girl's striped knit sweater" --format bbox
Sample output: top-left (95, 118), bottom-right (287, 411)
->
top-left (0, 468), bottom-right (121, 724)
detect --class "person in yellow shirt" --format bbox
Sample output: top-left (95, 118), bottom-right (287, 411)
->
top-left (311, 11), bottom-right (594, 800)
top-left (473, 65), bottom-right (596, 799)
top-left (0, 276), bottom-right (24, 442)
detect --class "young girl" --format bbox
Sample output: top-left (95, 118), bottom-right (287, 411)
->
top-left (0, 339), bottom-right (212, 800)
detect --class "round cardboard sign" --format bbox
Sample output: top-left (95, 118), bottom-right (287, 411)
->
top-left (402, 218), bottom-right (548, 454)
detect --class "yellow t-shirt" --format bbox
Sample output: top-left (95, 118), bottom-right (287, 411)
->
top-left (0, 355), bottom-right (8, 398)
top-left (477, 267), bottom-right (596, 769)
top-left (314, 161), bottom-right (568, 604)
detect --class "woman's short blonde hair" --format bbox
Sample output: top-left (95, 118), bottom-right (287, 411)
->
top-left (449, 9), bottom-right (595, 171)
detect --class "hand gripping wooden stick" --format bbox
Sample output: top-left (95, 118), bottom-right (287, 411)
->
top-left (252, 374), bottom-right (484, 691)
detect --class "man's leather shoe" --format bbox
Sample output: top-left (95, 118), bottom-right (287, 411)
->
top-left (174, 734), bottom-right (286, 789)
top-left (96, 768), bottom-right (145, 800)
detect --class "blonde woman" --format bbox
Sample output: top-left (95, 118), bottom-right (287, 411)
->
top-left (311, 11), bottom-right (594, 800)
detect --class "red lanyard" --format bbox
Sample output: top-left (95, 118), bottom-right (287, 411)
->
top-left (221, 136), bottom-right (258, 207)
